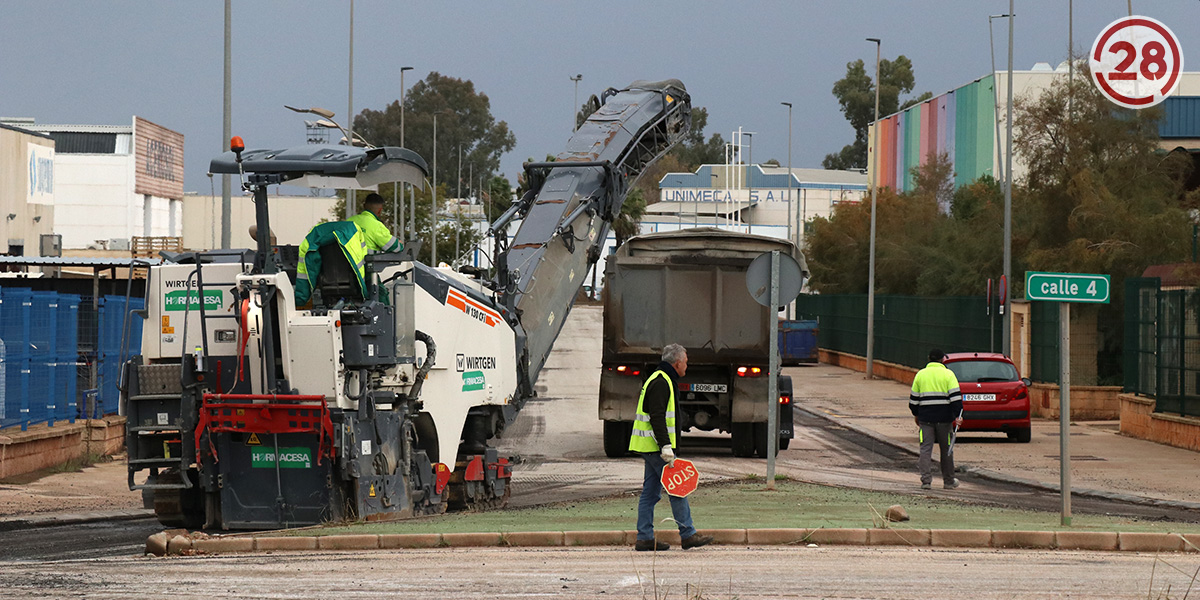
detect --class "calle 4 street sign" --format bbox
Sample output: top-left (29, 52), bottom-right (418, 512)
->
top-left (1025, 272), bottom-right (1111, 304)
top-left (661, 458), bottom-right (700, 498)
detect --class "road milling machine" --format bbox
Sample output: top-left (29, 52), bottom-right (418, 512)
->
top-left (123, 80), bottom-right (691, 529)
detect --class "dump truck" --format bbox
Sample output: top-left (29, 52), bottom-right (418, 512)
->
top-left (123, 79), bottom-right (691, 529)
top-left (598, 228), bottom-right (808, 458)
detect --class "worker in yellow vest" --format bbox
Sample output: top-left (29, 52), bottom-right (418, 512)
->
top-left (349, 193), bottom-right (402, 253)
top-left (629, 343), bottom-right (714, 552)
top-left (909, 348), bottom-right (964, 490)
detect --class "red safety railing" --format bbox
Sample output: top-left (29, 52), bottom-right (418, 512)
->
top-left (196, 394), bottom-right (335, 465)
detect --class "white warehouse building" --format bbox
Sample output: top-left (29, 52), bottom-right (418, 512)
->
top-left (2, 117), bottom-right (184, 250)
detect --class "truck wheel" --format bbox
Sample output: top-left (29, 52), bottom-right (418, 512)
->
top-left (603, 421), bottom-right (632, 458)
top-left (751, 423), bottom-right (780, 458)
top-left (730, 423), bottom-right (755, 457)
top-left (1007, 427), bottom-right (1032, 443)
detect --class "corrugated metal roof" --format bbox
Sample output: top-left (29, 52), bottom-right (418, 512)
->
top-left (48, 132), bottom-right (117, 153)
top-left (1161, 97), bottom-right (1200, 139)
top-left (17, 124), bottom-right (133, 134)
top-left (0, 256), bottom-right (160, 267)
top-left (0, 122), bottom-right (53, 140)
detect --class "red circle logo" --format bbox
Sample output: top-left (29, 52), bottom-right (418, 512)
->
top-left (1089, 15), bottom-right (1183, 109)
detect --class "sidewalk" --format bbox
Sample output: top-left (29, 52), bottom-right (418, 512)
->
top-left (786, 362), bottom-right (1200, 508)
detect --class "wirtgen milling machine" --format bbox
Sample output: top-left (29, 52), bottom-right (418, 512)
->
top-left (123, 80), bottom-right (690, 529)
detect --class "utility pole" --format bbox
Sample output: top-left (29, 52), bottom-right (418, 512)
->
top-left (432, 113), bottom-right (439, 267)
top-left (866, 37), bottom-right (881, 379)
top-left (782, 101), bottom-right (793, 318)
top-left (400, 66), bottom-right (413, 239)
top-left (220, 0), bottom-right (232, 249)
top-left (1002, 2), bottom-right (1015, 356)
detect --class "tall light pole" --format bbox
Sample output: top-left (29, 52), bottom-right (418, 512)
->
top-left (432, 112), bottom-right (439, 267)
top-left (455, 144), bottom-right (463, 266)
top-left (744, 132), bottom-right (754, 235)
top-left (989, 14), bottom-right (1011, 185)
top-left (570, 74), bottom-right (583, 132)
top-left (865, 37), bottom-right (881, 379)
top-left (1002, 2), bottom-right (1014, 356)
top-left (400, 66), bottom-right (413, 239)
top-left (221, 0), bottom-right (232, 249)
top-left (782, 101), bottom-right (793, 318)
top-left (345, 0), bottom-right (356, 218)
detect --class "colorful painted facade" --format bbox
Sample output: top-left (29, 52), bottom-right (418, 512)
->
top-left (869, 75), bottom-right (997, 193)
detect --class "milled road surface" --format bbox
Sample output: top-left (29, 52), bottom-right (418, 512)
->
top-left (1, 546), bottom-right (1194, 599)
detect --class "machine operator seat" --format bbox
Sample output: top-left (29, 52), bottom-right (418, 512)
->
top-left (315, 242), bottom-right (365, 306)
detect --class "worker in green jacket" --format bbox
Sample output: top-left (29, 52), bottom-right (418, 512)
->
top-left (349, 193), bottom-right (402, 253)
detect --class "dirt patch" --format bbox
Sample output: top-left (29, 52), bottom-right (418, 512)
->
top-left (0, 453), bottom-right (142, 517)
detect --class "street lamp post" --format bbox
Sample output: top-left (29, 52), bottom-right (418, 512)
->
top-left (346, 0), bottom-right (356, 218)
top-left (782, 101), bottom-right (793, 318)
top-left (988, 15), bottom-right (1010, 185)
top-left (432, 113), bottom-right (439, 267)
top-left (570, 74), bottom-right (583, 132)
top-left (1003, 2), bottom-right (1015, 356)
top-left (456, 144), bottom-right (463, 267)
top-left (400, 66), bottom-right (413, 239)
top-left (744, 132), bottom-right (754, 235)
top-left (221, 0), bottom-right (232, 249)
top-left (866, 37), bottom-right (881, 379)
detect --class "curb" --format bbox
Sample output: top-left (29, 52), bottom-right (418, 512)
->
top-left (0, 508), bottom-right (154, 532)
top-left (795, 406), bottom-right (1200, 513)
top-left (167, 527), bottom-right (1200, 556)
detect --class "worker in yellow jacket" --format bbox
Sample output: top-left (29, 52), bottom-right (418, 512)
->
top-left (349, 193), bottom-right (402, 253)
top-left (909, 349), bottom-right (963, 490)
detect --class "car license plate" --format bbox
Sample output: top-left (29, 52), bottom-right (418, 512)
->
top-left (963, 393), bottom-right (996, 402)
top-left (690, 383), bottom-right (727, 393)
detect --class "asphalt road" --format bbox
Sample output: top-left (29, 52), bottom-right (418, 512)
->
top-left (1, 545), bottom-right (1193, 599)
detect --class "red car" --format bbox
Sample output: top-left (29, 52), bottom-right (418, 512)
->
top-left (942, 352), bottom-right (1032, 443)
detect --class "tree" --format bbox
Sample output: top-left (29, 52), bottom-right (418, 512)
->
top-left (670, 107), bottom-right (726, 168)
top-left (353, 72), bottom-right (516, 192)
top-left (824, 55), bottom-right (931, 170)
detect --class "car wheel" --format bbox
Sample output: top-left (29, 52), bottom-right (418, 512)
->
top-left (1007, 427), bottom-right (1032, 443)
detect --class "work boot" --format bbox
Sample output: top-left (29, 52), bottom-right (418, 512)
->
top-left (681, 533), bottom-right (714, 550)
top-left (944, 479), bottom-right (960, 490)
top-left (920, 482), bottom-right (931, 490)
top-left (635, 539), bottom-right (669, 552)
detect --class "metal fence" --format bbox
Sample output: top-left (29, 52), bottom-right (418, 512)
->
top-left (1124, 277), bottom-right (1200, 417)
top-left (794, 294), bottom-right (996, 370)
top-left (0, 290), bottom-right (143, 430)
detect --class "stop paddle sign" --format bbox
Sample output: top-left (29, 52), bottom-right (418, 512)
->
top-left (661, 458), bottom-right (700, 497)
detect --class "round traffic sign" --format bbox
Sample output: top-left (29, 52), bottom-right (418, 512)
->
top-left (1090, 15), bottom-right (1183, 109)
top-left (746, 251), bottom-right (805, 308)
top-left (661, 458), bottom-right (699, 498)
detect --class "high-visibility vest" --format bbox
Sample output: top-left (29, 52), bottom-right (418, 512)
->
top-left (295, 220), bottom-right (369, 306)
top-left (349, 210), bottom-right (402, 253)
top-left (909, 362), bottom-right (962, 419)
top-left (629, 369), bottom-right (677, 452)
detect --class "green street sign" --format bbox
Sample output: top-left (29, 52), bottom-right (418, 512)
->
top-left (1025, 272), bottom-right (1110, 304)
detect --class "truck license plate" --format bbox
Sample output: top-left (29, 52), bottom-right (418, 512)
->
top-left (963, 393), bottom-right (996, 402)
top-left (690, 383), bottom-right (727, 393)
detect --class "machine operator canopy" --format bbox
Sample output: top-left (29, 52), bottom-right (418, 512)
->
top-left (209, 144), bottom-right (428, 191)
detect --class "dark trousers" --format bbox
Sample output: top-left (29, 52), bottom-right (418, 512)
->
top-left (636, 452), bottom-right (697, 541)
top-left (918, 421), bottom-right (956, 485)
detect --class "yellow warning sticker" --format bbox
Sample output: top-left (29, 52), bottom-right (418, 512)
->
top-left (369, 484), bottom-right (376, 498)
top-left (161, 315), bottom-right (170, 327)
top-left (161, 326), bottom-right (174, 334)
top-left (246, 433), bottom-right (262, 446)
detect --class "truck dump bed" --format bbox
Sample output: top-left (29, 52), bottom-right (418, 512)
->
top-left (601, 227), bottom-right (807, 364)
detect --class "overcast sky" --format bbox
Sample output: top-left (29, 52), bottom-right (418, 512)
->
top-left (2, 1), bottom-right (1196, 193)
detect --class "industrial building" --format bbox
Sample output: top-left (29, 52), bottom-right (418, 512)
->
top-left (0, 123), bottom-right (57, 258)
top-left (2, 117), bottom-right (184, 250)
top-left (866, 65), bottom-right (1200, 194)
top-left (645, 164), bottom-right (868, 241)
